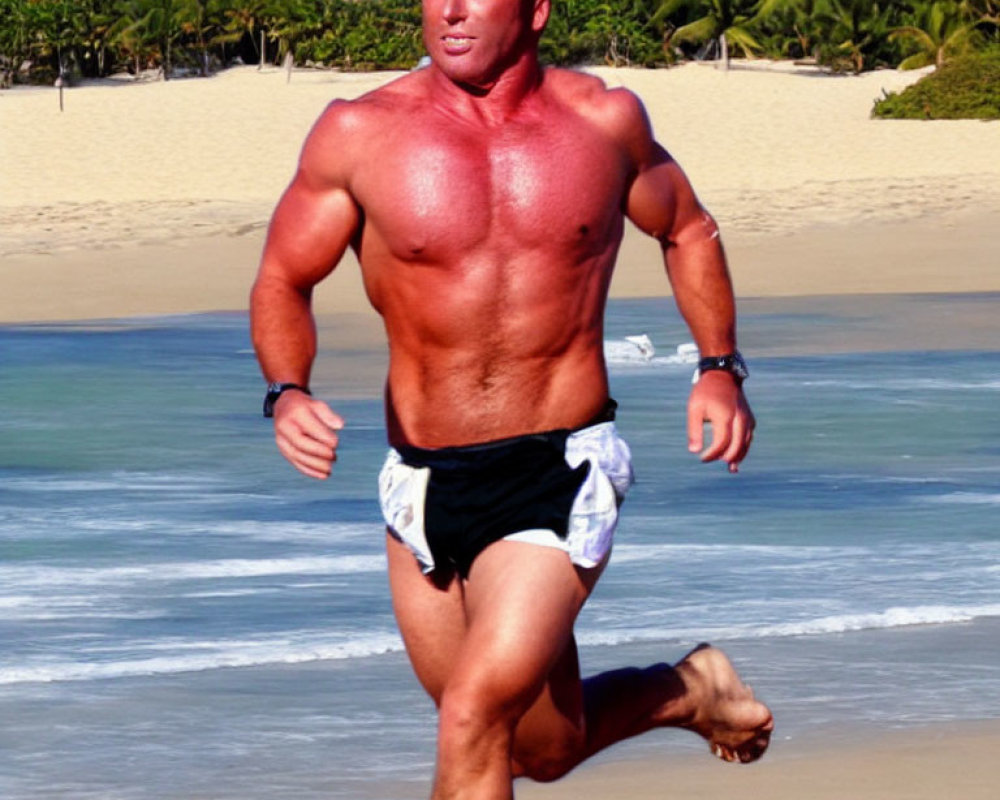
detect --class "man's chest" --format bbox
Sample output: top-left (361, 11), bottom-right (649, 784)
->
top-left (353, 121), bottom-right (630, 262)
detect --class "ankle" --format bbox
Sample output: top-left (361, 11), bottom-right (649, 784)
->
top-left (649, 661), bottom-right (700, 727)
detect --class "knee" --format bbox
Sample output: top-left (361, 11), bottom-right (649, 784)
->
top-left (437, 678), bottom-right (524, 753)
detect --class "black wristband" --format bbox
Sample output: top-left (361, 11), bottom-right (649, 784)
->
top-left (263, 382), bottom-right (310, 418)
top-left (696, 351), bottom-right (749, 386)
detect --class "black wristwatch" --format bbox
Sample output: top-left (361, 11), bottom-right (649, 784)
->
top-left (263, 382), bottom-right (311, 418)
top-left (696, 351), bottom-right (749, 386)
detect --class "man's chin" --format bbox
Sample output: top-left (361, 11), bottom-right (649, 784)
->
top-left (430, 57), bottom-right (498, 91)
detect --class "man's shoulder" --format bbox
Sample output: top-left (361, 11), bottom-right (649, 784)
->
top-left (544, 68), bottom-right (647, 124)
top-left (542, 68), bottom-right (652, 159)
top-left (299, 73), bottom-right (427, 182)
top-left (313, 72), bottom-right (426, 137)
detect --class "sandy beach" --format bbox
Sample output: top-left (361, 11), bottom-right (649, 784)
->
top-left (2, 61), bottom-right (999, 799)
top-left (2, 61), bottom-right (999, 322)
top-left (517, 720), bottom-right (1000, 800)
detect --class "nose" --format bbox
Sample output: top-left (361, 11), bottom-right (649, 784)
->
top-left (441, 0), bottom-right (467, 24)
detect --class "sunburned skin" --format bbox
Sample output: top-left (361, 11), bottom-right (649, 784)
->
top-left (255, 64), bottom-right (740, 450)
top-left (251, 2), bottom-right (767, 794)
top-left (354, 70), bottom-right (631, 446)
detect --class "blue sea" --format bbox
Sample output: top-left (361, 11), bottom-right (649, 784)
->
top-left (1, 294), bottom-right (999, 799)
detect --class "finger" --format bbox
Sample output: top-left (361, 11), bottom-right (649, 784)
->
top-left (314, 403), bottom-right (345, 431)
top-left (286, 449), bottom-right (334, 479)
top-left (276, 435), bottom-right (335, 479)
top-left (722, 413), bottom-right (750, 468)
top-left (284, 428), bottom-right (338, 460)
top-left (687, 401), bottom-right (705, 454)
top-left (699, 416), bottom-right (731, 463)
top-left (293, 409), bottom-right (341, 447)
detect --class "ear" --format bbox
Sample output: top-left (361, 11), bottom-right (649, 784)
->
top-left (531, 0), bottom-right (550, 34)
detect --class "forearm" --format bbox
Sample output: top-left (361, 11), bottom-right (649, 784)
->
top-left (664, 232), bottom-right (737, 356)
top-left (250, 273), bottom-right (318, 386)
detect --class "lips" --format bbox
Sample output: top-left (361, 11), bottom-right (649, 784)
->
top-left (441, 35), bottom-right (473, 55)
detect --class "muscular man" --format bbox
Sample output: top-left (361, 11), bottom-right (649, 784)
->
top-left (250, 0), bottom-right (773, 796)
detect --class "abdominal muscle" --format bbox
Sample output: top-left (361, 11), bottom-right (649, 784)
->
top-left (384, 342), bottom-right (610, 448)
top-left (372, 251), bottom-right (615, 449)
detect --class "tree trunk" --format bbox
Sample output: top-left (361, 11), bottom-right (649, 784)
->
top-left (259, 27), bottom-right (265, 69)
top-left (719, 32), bottom-right (730, 71)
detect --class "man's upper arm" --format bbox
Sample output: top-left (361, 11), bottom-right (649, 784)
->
top-left (617, 92), bottom-right (717, 250)
top-left (258, 100), bottom-right (363, 292)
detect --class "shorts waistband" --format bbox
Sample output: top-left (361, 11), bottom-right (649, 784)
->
top-left (395, 399), bottom-right (617, 466)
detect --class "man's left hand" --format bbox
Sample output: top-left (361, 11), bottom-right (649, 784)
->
top-left (687, 371), bottom-right (755, 473)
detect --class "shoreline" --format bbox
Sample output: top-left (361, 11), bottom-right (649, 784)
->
top-left (2, 208), bottom-right (998, 325)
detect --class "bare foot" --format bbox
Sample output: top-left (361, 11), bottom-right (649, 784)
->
top-left (673, 643), bottom-right (774, 764)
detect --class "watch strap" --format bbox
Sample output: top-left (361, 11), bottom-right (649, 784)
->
top-left (695, 351), bottom-right (748, 385)
top-left (263, 382), bottom-right (311, 418)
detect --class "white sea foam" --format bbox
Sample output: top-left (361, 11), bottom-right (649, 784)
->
top-left (610, 541), bottom-right (870, 564)
top-left (603, 338), bottom-right (699, 368)
top-left (0, 554), bottom-right (386, 589)
top-left (0, 630), bottom-right (406, 685)
top-left (922, 492), bottom-right (1000, 506)
top-left (0, 515), bottom-right (380, 544)
top-left (166, 519), bottom-right (382, 544)
top-left (577, 603), bottom-right (1000, 648)
top-left (0, 472), bottom-right (228, 493)
top-left (8, 602), bottom-right (995, 687)
top-left (799, 378), bottom-right (1000, 392)
top-left (750, 605), bottom-right (1000, 636)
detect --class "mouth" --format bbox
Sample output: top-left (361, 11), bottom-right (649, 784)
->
top-left (441, 35), bottom-right (473, 54)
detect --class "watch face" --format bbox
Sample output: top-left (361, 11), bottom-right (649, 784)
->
top-left (697, 352), bottom-right (748, 384)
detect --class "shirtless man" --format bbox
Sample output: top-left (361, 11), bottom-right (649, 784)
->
top-left (250, 0), bottom-right (773, 796)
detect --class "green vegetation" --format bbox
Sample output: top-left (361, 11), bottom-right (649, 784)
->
top-left (872, 46), bottom-right (1000, 117)
top-left (654, 0), bottom-right (764, 70)
top-left (1, 0), bottom-right (999, 87)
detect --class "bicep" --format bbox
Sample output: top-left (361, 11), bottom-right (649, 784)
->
top-left (257, 101), bottom-right (364, 292)
top-left (258, 172), bottom-right (360, 292)
top-left (625, 144), bottom-right (714, 248)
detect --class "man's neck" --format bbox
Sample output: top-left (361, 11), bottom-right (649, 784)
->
top-left (427, 52), bottom-right (544, 125)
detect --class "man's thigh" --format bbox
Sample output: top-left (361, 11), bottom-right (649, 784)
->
top-left (388, 532), bottom-right (606, 740)
top-left (386, 531), bottom-right (466, 704)
top-left (450, 540), bottom-right (605, 719)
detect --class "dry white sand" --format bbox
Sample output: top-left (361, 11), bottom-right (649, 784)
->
top-left (1, 61), bottom-right (998, 321)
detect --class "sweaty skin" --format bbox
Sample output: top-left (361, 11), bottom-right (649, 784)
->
top-left (250, 27), bottom-right (753, 467)
top-left (251, 1), bottom-right (768, 797)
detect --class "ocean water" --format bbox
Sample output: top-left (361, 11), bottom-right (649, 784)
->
top-left (1, 295), bottom-right (999, 799)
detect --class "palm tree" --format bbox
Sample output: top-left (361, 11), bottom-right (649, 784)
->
top-left (0, 0), bottom-right (33, 86)
top-left (110, 0), bottom-right (159, 78)
top-left (654, 0), bottom-right (763, 69)
top-left (817, 0), bottom-right (896, 73)
top-left (890, 1), bottom-right (981, 68)
top-left (756, 0), bottom-right (832, 60)
top-left (220, 0), bottom-right (271, 68)
top-left (176, 0), bottom-right (225, 75)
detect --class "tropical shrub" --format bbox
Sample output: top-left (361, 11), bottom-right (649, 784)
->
top-left (872, 46), bottom-right (1000, 117)
top-left (542, 0), bottom-right (668, 67)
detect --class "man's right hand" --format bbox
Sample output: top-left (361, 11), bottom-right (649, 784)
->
top-left (272, 390), bottom-right (345, 479)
